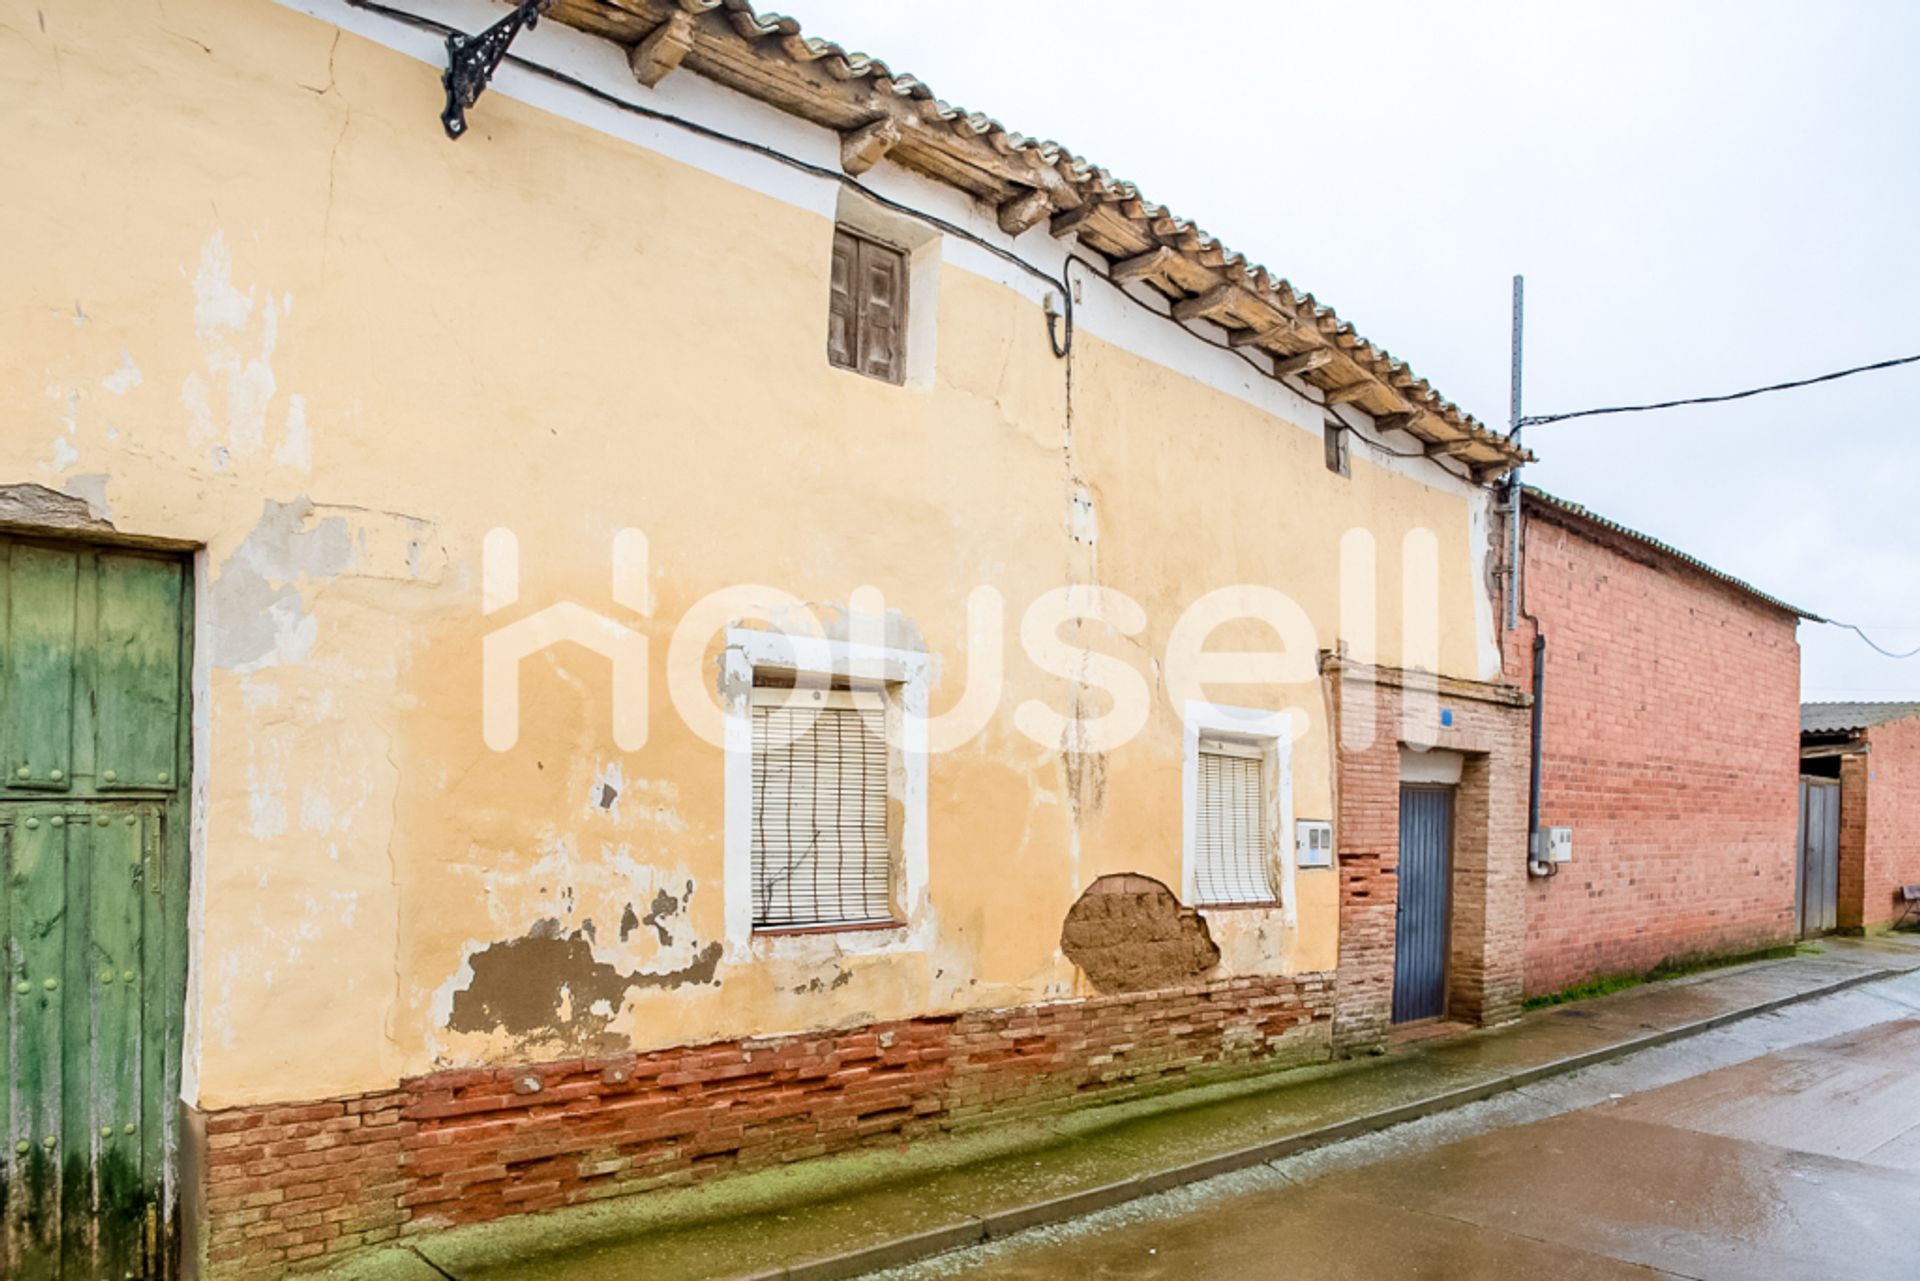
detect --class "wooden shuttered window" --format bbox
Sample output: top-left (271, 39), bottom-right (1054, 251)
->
top-left (750, 686), bottom-right (894, 929)
top-left (827, 228), bottom-right (908, 384)
top-left (1194, 738), bottom-right (1276, 905)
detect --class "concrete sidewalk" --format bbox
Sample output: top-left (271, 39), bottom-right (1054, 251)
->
top-left (331, 936), bottom-right (1920, 1281)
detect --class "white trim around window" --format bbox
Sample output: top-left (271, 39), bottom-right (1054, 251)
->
top-left (722, 626), bottom-right (931, 957)
top-left (1181, 700), bottom-right (1294, 925)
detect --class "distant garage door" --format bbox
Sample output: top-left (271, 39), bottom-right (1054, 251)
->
top-left (1797, 776), bottom-right (1839, 938)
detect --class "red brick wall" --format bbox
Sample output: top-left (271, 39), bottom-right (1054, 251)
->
top-left (1504, 507), bottom-right (1801, 996)
top-left (1838, 752), bottom-right (1869, 929)
top-left (201, 973), bottom-right (1331, 1276)
top-left (1327, 659), bottom-right (1530, 1048)
top-left (1855, 716), bottom-right (1920, 930)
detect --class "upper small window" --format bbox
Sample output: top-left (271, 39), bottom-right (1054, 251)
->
top-left (1193, 737), bottom-right (1277, 906)
top-left (828, 228), bottom-right (908, 385)
top-left (1324, 419), bottom-right (1350, 477)
top-left (750, 683), bottom-right (894, 929)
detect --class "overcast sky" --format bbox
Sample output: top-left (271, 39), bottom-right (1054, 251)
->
top-left (792, 0), bottom-right (1920, 702)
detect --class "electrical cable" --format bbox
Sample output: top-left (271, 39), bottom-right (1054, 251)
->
top-left (342, 0), bottom-right (1068, 301)
top-left (1061, 254), bottom-right (1442, 465)
top-left (346, 0), bottom-right (1475, 475)
top-left (1516, 352), bottom-right (1920, 428)
top-left (342, 0), bottom-right (1517, 495)
top-left (1821, 622), bottom-right (1920, 660)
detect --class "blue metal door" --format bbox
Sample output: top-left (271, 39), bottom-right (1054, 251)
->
top-left (1393, 785), bottom-right (1453, 1023)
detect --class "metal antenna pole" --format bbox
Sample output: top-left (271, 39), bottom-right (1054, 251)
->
top-left (1504, 274), bottom-right (1525, 631)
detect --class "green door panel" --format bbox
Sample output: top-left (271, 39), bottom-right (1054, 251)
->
top-left (80, 810), bottom-right (150, 1279)
top-left (5, 811), bottom-right (71, 1278)
top-left (93, 555), bottom-right (183, 794)
top-left (0, 532), bottom-right (186, 1281)
top-left (2, 546), bottom-right (79, 793)
top-left (1, 806), bottom-right (160, 1281)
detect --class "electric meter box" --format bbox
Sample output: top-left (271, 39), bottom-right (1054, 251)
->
top-left (1546, 826), bottom-right (1573, 863)
top-left (1295, 819), bottom-right (1334, 868)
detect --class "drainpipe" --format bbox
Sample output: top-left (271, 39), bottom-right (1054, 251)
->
top-left (1505, 275), bottom-right (1553, 878)
top-left (1512, 482), bottom-right (1554, 879)
top-left (1527, 627), bottom-right (1553, 878)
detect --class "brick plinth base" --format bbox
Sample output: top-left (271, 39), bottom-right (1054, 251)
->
top-left (202, 972), bottom-right (1332, 1275)
top-left (1325, 657), bottom-right (1532, 1052)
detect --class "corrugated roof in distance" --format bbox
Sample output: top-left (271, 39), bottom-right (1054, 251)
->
top-left (1801, 701), bottom-right (1920, 736)
top-left (1524, 486), bottom-right (1820, 621)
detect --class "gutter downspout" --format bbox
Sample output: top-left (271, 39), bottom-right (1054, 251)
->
top-left (1527, 626), bottom-right (1551, 877)
top-left (1514, 487), bottom-right (1555, 879)
top-left (1505, 275), bottom-right (1553, 878)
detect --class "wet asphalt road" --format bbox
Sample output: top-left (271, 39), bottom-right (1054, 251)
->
top-left (875, 972), bottom-right (1920, 1281)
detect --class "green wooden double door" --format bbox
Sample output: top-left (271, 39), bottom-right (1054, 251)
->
top-left (0, 536), bottom-right (189, 1280)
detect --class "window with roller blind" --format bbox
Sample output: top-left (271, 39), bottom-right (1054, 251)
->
top-left (1192, 737), bottom-right (1278, 906)
top-left (828, 227), bottom-right (908, 385)
top-left (749, 683), bottom-right (897, 930)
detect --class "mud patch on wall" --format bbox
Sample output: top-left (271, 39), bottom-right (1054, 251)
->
top-left (448, 917), bottom-right (721, 1049)
top-left (1060, 874), bottom-right (1219, 995)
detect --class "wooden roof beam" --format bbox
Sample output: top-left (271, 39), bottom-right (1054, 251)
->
top-left (1323, 381), bottom-right (1372, 406)
top-left (629, 11), bottom-right (696, 88)
top-left (1111, 247), bottom-right (1179, 286)
top-left (997, 189), bottom-right (1053, 237)
top-left (840, 117), bottom-right (901, 176)
top-left (1424, 439), bottom-right (1478, 459)
top-left (1170, 284), bottom-right (1240, 325)
top-left (1230, 320), bottom-right (1300, 349)
top-left (1268, 348), bottom-right (1334, 376)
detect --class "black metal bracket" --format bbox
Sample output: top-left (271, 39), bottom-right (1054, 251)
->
top-left (441, 0), bottom-right (554, 140)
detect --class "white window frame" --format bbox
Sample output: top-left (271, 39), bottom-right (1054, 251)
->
top-left (723, 627), bottom-right (930, 956)
top-left (1181, 701), bottom-right (1294, 921)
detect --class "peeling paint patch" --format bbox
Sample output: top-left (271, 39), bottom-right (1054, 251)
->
top-left (638, 889), bottom-right (677, 947)
top-left (209, 497), bottom-right (348, 672)
top-left (62, 474), bottom-right (112, 523)
top-left (180, 229), bottom-right (305, 466)
top-left (447, 919), bottom-right (722, 1047)
top-left (791, 970), bottom-right (852, 995)
top-left (1069, 482), bottom-right (1098, 544)
top-left (246, 759), bottom-right (288, 839)
top-left (298, 785), bottom-right (335, 834)
top-left (590, 761), bottom-right (624, 819)
top-left (102, 348), bottom-right (143, 395)
top-left (275, 393), bottom-right (311, 470)
top-left (207, 498), bottom-right (438, 673)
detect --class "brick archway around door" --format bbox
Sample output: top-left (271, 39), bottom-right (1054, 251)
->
top-left (1321, 655), bottom-right (1531, 1054)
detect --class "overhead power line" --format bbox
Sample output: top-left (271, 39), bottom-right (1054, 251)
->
top-left (1823, 621), bottom-right (1920, 661)
top-left (1516, 352), bottom-right (1920, 428)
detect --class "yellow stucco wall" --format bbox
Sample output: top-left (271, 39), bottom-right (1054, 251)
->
top-left (2, 0), bottom-right (1494, 1108)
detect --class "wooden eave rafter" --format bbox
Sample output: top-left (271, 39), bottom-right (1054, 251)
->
top-left (549, 0), bottom-right (1531, 479)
